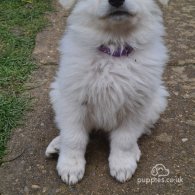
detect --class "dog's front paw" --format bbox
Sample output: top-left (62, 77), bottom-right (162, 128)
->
top-left (109, 156), bottom-right (137, 183)
top-left (109, 146), bottom-right (141, 183)
top-left (57, 155), bottom-right (86, 185)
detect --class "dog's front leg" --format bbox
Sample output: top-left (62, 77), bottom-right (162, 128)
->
top-left (109, 121), bottom-right (143, 183)
top-left (57, 121), bottom-right (88, 185)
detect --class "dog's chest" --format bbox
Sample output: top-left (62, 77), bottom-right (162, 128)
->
top-left (82, 59), bottom-right (150, 130)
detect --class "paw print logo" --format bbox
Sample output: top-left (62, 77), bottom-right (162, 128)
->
top-left (151, 164), bottom-right (170, 177)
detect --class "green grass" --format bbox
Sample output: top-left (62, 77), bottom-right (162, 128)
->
top-left (0, 0), bottom-right (52, 160)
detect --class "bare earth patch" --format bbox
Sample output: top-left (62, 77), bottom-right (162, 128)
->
top-left (0, 1), bottom-right (194, 194)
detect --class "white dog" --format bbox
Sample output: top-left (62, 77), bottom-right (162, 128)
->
top-left (46, 0), bottom-right (169, 185)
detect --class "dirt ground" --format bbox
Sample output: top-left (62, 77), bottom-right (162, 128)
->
top-left (0, 0), bottom-right (194, 194)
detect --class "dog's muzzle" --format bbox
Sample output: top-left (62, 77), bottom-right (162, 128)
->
top-left (109, 0), bottom-right (125, 8)
top-left (106, 0), bottom-right (135, 19)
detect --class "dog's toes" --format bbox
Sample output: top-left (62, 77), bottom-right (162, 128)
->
top-left (45, 136), bottom-right (60, 158)
top-left (110, 160), bottom-right (137, 183)
top-left (60, 169), bottom-right (85, 185)
top-left (57, 155), bottom-right (85, 185)
top-left (45, 146), bottom-right (59, 158)
top-left (109, 147), bottom-right (140, 182)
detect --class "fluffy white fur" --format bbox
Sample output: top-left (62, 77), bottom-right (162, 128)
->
top-left (46, 0), bottom-right (169, 184)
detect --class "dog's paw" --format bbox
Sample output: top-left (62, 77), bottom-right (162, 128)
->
top-left (59, 0), bottom-right (77, 10)
top-left (109, 146), bottom-right (141, 183)
top-left (57, 155), bottom-right (85, 185)
top-left (45, 136), bottom-right (60, 157)
top-left (109, 156), bottom-right (137, 183)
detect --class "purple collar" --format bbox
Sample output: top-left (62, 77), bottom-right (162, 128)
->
top-left (98, 44), bottom-right (133, 57)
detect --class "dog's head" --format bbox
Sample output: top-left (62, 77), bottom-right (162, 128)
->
top-left (60, 0), bottom-right (168, 40)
